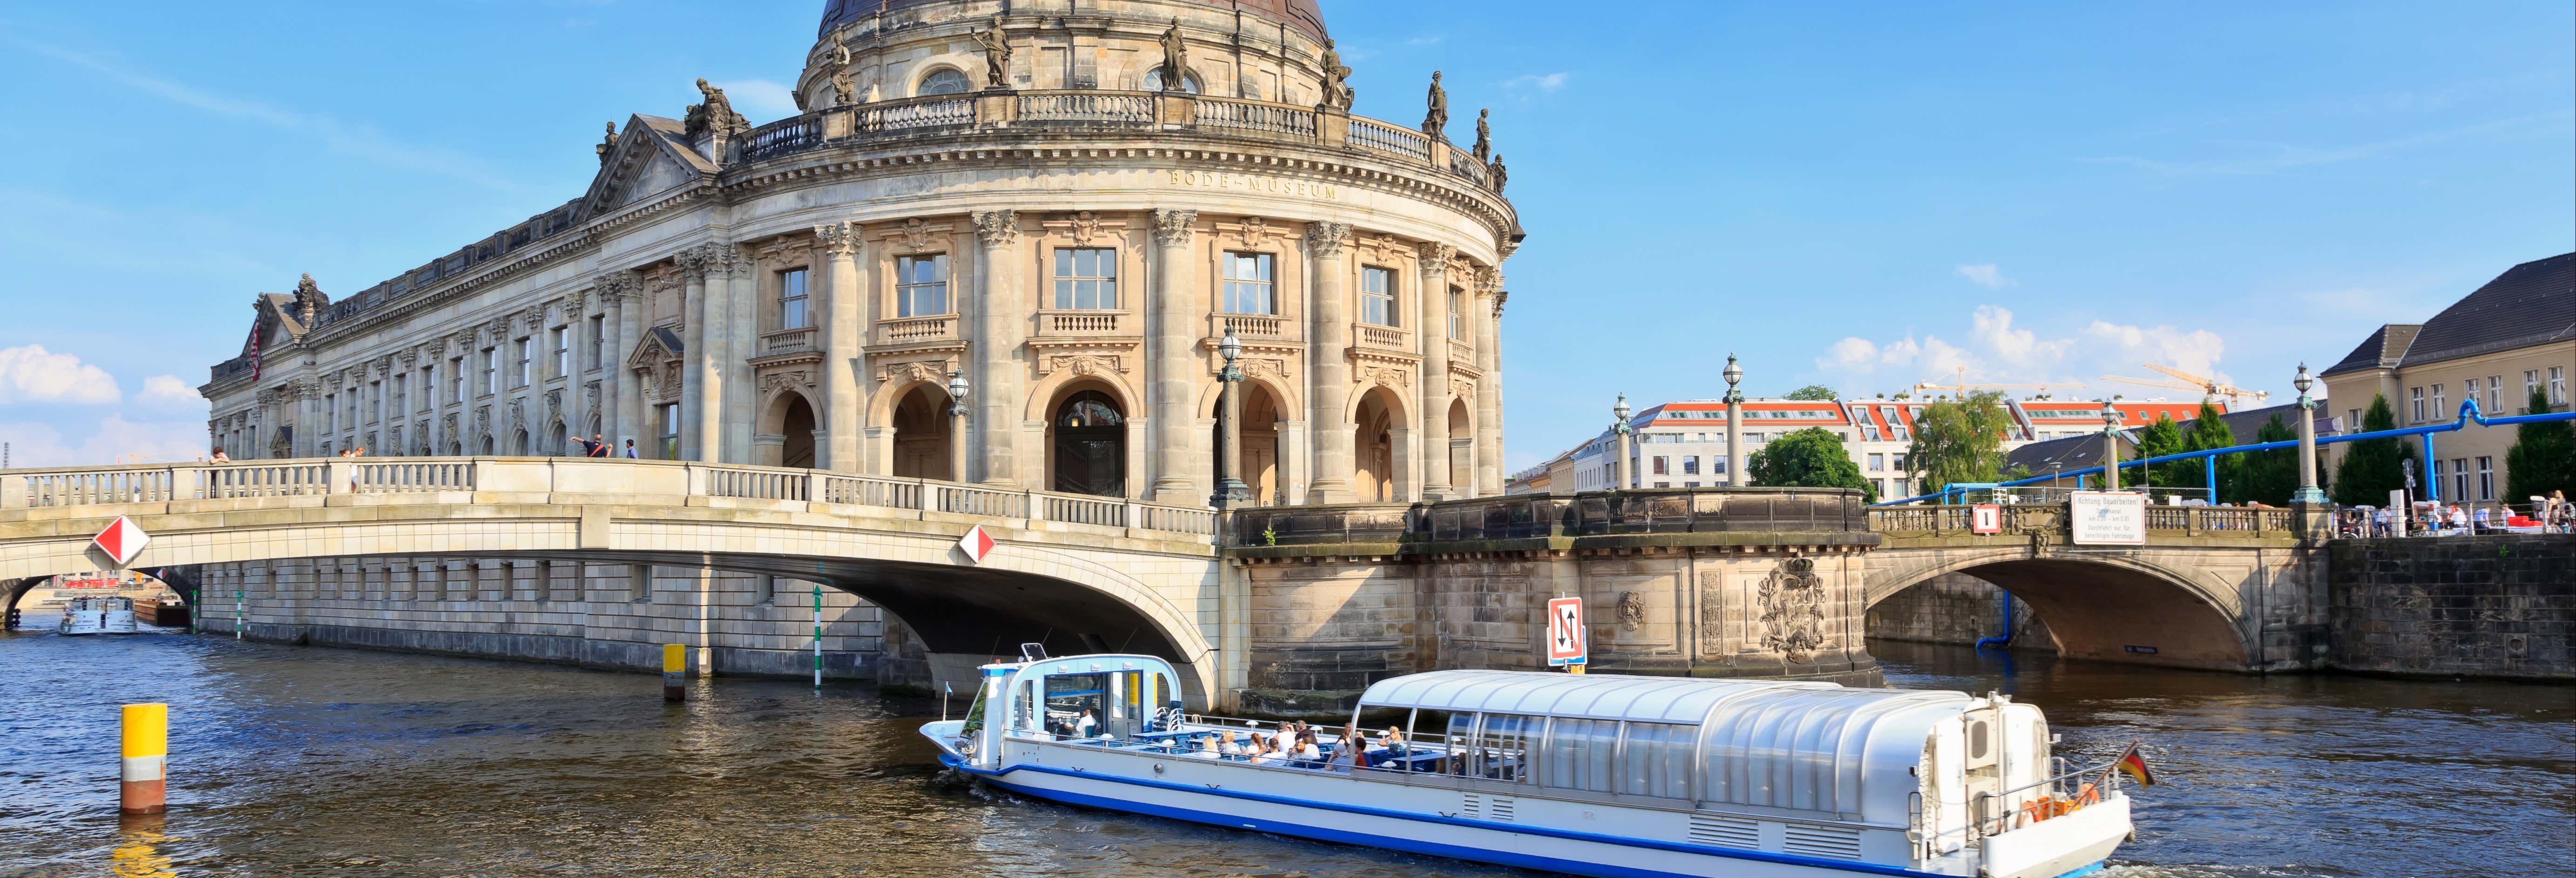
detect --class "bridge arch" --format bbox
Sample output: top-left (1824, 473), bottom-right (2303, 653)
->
top-left (1866, 549), bottom-right (2253, 671)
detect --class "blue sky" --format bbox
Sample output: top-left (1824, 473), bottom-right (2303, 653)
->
top-left (0, 1), bottom-right (2568, 470)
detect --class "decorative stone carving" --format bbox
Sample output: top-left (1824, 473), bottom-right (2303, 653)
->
top-left (1493, 290), bottom-right (1510, 316)
top-left (900, 218), bottom-right (934, 252)
top-left (1488, 154), bottom-right (1508, 195)
top-left (1475, 266), bottom-right (1503, 297)
top-left (1318, 38), bottom-right (1355, 110)
top-left (543, 389), bottom-right (564, 424)
top-left (879, 360), bottom-right (951, 385)
top-left (1757, 556), bottom-right (1828, 664)
top-left (1043, 354), bottom-right (1127, 378)
top-left (1156, 18), bottom-right (1190, 91)
top-left (831, 67), bottom-right (856, 107)
top-left (684, 78), bottom-right (750, 141)
top-left (758, 236), bottom-right (813, 267)
top-left (677, 244), bottom-right (713, 281)
top-left (658, 362), bottom-right (683, 402)
top-left (1473, 108), bottom-right (1492, 162)
top-left (1068, 211), bottom-right (1101, 245)
top-left (292, 273), bottom-right (330, 325)
top-left (974, 15), bottom-right (1012, 89)
top-left (1359, 365), bottom-right (1413, 388)
top-left (1450, 378), bottom-right (1475, 401)
top-left (1151, 209), bottom-right (1197, 247)
top-left (1417, 243), bottom-right (1457, 279)
top-left (1304, 221), bottom-right (1351, 259)
top-left (1423, 71), bottom-right (1448, 138)
top-left (583, 381), bottom-right (601, 423)
top-left (816, 222), bottom-right (860, 258)
top-left (1617, 590), bottom-right (1647, 631)
top-left (507, 397), bottom-right (526, 429)
top-left (972, 209), bottom-right (1021, 248)
top-left (595, 122), bottom-right (618, 165)
top-left (473, 406), bottom-right (490, 440)
top-left (1236, 216), bottom-right (1275, 246)
top-left (759, 371), bottom-right (813, 392)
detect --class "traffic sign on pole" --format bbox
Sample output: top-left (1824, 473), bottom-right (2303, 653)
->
top-left (1545, 597), bottom-right (1586, 668)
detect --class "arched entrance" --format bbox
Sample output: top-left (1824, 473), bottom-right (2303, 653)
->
top-left (891, 384), bottom-right (953, 480)
top-left (775, 395), bottom-right (818, 468)
top-left (1208, 383), bottom-right (1285, 504)
top-left (1353, 387), bottom-right (1401, 502)
top-left (1051, 389), bottom-right (1126, 496)
top-left (1447, 398), bottom-right (1474, 498)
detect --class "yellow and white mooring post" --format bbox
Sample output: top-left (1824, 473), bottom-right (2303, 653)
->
top-left (120, 703), bottom-right (168, 814)
top-left (663, 643), bottom-right (686, 702)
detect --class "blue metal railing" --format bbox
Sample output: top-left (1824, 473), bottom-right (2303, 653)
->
top-left (1873, 399), bottom-right (2576, 507)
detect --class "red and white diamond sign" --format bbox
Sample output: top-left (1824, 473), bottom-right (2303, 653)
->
top-left (958, 524), bottom-right (996, 564)
top-left (92, 516), bottom-right (151, 567)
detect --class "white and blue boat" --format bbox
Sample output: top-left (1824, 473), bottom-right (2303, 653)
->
top-left (56, 596), bottom-right (107, 635)
top-left (922, 651), bottom-right (2136, 878)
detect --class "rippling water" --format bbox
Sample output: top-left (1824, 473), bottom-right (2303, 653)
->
top-left (2, 625), bottom-right (2567, 877)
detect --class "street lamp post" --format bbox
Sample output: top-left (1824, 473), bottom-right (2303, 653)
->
top-left (2292, 363), bottom-right (2327, 505)
top-left (1612, 394), bottom-right (1634, 491)
top-left (946, 368), bottom-right (971, 486)
top-left (1722, 354), bottom-right (1744, 487)
top-left (2099, 399), bottom-right (2123, 493)
top-left (1211, 330), bottom-right (1253, 509)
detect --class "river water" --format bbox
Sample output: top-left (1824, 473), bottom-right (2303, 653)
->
top-left (2, 626), bottom-right (2567, 878)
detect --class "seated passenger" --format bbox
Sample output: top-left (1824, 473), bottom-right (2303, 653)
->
top-left (1292, 730), bottom-right (1322, 761)
top-left (1189, 735), bottom-right (1221, 759)
top-left (1377, 727), bottom-right (1409, 759)
top-left (1074, 708), bottom-right (1100, 738)
top-left (1217, 730), bottom-right (1245, 756)
top-left (1250, 733), bottom-right (1287, 765)
top-left (1326, 723), bottom-right (1364, 769)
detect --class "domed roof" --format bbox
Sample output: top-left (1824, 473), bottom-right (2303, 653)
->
top-left (820, 0), bottom-right (1326, 41)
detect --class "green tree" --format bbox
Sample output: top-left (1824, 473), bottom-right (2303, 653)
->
top-left (1783, 385), bottom-right (1839, 401)
top-left (1749, 427), bottom-right (1874, 501)
top-left (2504, 388), bottom-right (2576, 504)
top-left (1904, 390), bottom-right (2014, 497)
top-left (2331, 394), bottom-right (2415, 506)
top-left (2178, 401), bottom-right (2238, 500)
top-left (2225, 414), bottom-right (2299, 505)
top-left (2133, 414), bottom-right (2186, 490)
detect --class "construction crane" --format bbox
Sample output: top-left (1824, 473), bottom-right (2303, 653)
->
top-left (2099, 363), bottom-right (2269, 408)
top-left (1908, 367), bottom-right (2073, 400)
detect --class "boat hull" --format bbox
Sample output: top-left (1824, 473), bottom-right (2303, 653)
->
top-left (947, 751), bottom-right (1980, 878)
top-left (58, 611), bottom-right (106, 635)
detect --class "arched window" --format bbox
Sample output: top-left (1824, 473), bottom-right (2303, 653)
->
top-left (1141, 68), bottom-right (1201, 94)
top-left (918, 68), bottom-right (970, 96)
top-left (1057, 391), bottom-right (1124, 428)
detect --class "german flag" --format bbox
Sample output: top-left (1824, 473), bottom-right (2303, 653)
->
top-left (2113, 742), bottom-right (2156, 787)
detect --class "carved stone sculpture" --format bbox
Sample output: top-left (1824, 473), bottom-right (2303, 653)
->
top-left (1488, 153), bottom-right (1508, 194)
top-left (831, 66), bottom-right (856, 106)
top-left (1423, 71), bottom-right (1448, 138)
top-left (685, 78), bottom-right (750, 141)
top-left (974, 16), bottom-right (1012, 89)
top-left (1157, 18), bottom-right (1190, 91)
top-left (293, 273), bottom-right (329, 325)
top-left (1318, 38), bottom-right (1355, 110)
top-left (595, 122), bottom-right (618, 165)
top-left (1473, 108), bottom-right (1492, 162)
top-left (1758, 556), bottom-right (1829, 663)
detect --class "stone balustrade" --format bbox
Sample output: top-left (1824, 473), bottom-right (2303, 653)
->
top-left (0, 457), bottom-right (1218, 540)
top-left (1228, 486), bottom-right (1874, 553)
top-left (1866, 502), bottom-right (2297, 540)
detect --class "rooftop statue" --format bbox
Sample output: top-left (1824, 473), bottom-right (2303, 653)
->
top-left (1157, 18), bottom-right (1190, 91)
top-left (1473, 108), bottom-right (1491, 162)
top-left (974, 16), bottom-right (1012, 89)
top-left (1319, 38), bottom-right (1355, 110)
top-left (595, 122), bottom-right (618, 165)
top-left (292, 273), bottom-right (330, 324)
top-left (1423, 71), bottom-right (1448, 139)
top-left (832, 67), bottom-right (857, 106)
top-left (685, 78), bottom-right (751, 141)
top-left (1488, 154), bottom-right (1507, 194)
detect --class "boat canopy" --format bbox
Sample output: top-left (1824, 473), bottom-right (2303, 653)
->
top-left (1359, 670), bottom-right (1980, 821)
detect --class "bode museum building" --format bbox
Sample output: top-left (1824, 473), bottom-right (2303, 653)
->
top-left (201, 0), bottom-right (1522, 508)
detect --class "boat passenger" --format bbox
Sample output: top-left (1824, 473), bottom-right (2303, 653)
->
top-left (1074, 708), bottom-right (1100, 738)
top-left (1291, 730), bottom-right (1322, 762)
top-left (1325, 723), bottom-right (1364, 769)
top-left (1189, 735), bottom-right (1222, 759)
top-left (1217, 730), bottom-right (1244, 756)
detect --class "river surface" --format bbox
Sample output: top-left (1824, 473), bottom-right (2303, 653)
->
top-left (2, 625), bottom-right (2568, 878)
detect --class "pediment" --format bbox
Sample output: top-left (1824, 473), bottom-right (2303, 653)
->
top-left (625, 325), bottom-right (684, 369)
top-left (580, 115), bottom-right (718, 217)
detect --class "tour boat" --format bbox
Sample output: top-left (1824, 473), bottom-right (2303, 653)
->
top-left (921, 651), bottom-right (2135, 878)
top-left (101, 597), bottom-right (139, 634)
top-left (56, 597), bottom-right (107, 635)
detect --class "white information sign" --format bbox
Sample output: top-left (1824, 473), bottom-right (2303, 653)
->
top-left (2069, 491), bottom-right (2148, 545)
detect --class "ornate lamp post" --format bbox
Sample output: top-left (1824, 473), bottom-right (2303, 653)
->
top-left (1211, 329), bottom-right (1252, 508)
top-left (2292, 363), bottom-right (2327, 505)
top-left (1611, 394), bottom-right (1634, 491)
top-left (2099, 399), bottom-right (2123, 492)
top-left (946, 368), bottom-right (971, 484)
top-left (1722, 354), bottom-right (1744, 487)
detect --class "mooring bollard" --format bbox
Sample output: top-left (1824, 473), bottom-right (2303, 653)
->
top-left (662, 643), bottom-right (686, 702)
top-left (121, 703), bottom-right (168, 815)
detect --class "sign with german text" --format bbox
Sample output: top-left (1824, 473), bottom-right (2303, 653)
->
top-left (2069, 492), bottom-right (2147, 545)
top-left (1970, 504), bottom-right (2002, 535)
top-left (957, 524), bottom-right (996, 564)
top-left (1545, 596), bottom-right (1587, 666)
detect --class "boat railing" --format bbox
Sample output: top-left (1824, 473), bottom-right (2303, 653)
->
top-left (1970, 757), bottom-right (2125, 840)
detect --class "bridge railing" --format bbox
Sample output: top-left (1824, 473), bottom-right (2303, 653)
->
top-left (0, 457), bottom-right (1219, 540)
top-left (1231, 487), bottom-right (1872, 547)
top-left (1867, 502), bottom-right (2296, 538)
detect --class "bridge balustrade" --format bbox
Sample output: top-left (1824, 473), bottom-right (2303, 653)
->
top-left (1866, 503), bottom-right (2295, 539)
top-left (1229, 487), bottom-right (1873, 548)
top-left (0, 457), bottom-right (1220, 540)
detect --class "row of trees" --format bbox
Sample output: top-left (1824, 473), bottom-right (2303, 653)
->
top-left (1732, 386), bottom-right (2575, 508)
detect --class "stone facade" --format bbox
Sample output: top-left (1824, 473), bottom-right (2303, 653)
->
top-left (2327, 534), bottom-right (2575, 679)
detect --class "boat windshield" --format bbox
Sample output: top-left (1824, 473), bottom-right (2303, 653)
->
top-left (1045, 673), bottom-right (1110, 739)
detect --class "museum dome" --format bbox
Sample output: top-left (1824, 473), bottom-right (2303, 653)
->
top-left (819, 0), bottom-right (1328, 41)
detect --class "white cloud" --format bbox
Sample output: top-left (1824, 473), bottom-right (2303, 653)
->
top-left (0, 415), bottom-right (210, 468)
top-left (138, 375), bottom-right (208, 412)
top-left (1811, 305), bottom-right (2234, 399)
top-left (1971, 305), bottom-right (2071, 369)
top-left (2082, 320), bottom-right (2229, 385)
top-left (1955, 263), bottom-right (2013, 289)
top-left (1503, 72), bottom-right (1570, 94)
top-left (0, 345), bottom-right (121, 405)
top-left (715, 79), bottom-right (800, 121)
top-left (1405, 34), bottom-right (1446, 47)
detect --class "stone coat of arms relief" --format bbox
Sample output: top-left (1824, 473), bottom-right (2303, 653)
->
top-left (1758, 556), bottom-right (1829, 663)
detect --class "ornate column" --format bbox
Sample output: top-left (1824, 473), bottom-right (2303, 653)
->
top-left (1303, 222), bottom-right (1355, 504)
top-left (681, 247), bottom-right (718, 461)
top-left (725, 244), bottom-right (759, 463)
top-left (1149, 209), bottom-right (1200, 504)
top-left (421, 338), bottom-right (447, 455)
top-left (971, 210), bottom-right (1025, 486)
top-left (599, 274), bottom-right (631, 450)
top-left (564, 290), bottom-right (591, 438)
top-left (1474, 270), bottom-right (1505, 495)
top-left (610, 276), bottom-right (644, 454)
top-left (1416, 243), bottom-right (1456, 500)
top-left (818, 223), bottom-right (864, 472)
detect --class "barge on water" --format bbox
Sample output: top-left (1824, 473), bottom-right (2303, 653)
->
top-left (922, 652), bottom-right (2136, 878)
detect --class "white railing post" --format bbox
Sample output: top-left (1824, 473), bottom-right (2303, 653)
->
top-left (1, 473), bottom-right (23, 509)
top-left (327, 459), bottom-right (356, 494)
top-left (1026, 490), bottom-right (1046, 523)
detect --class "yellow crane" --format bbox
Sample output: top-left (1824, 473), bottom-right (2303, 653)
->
top-left (2099, 364), bottom-right (2269, 408)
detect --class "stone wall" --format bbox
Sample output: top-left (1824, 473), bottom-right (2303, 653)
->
top-left (189, 558), bottom-right (898, 681)
top-left (1864, 573), bottom-right (2058, 652)
top-left (2328, 535), bottom-right (2575, 679)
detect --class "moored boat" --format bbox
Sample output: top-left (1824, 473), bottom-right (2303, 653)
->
top-left (57, 597), bottom-right (107, 635)
top-left (923, 651), bottom-right (2136, 878)
top-left (101, 597), bottom-right (140, 634)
